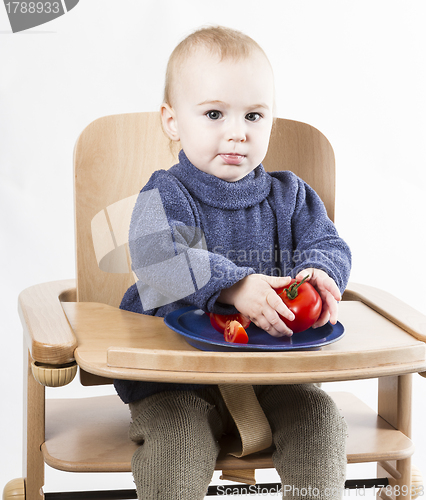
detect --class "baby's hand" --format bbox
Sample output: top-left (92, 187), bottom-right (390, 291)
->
top-left (219, 274), bottom-right (295, 337)
top-left (295, 268), bottom-right (341, 328)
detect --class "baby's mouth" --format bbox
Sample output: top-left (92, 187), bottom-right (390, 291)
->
top-left (220, 154), bottom-right (245, 165)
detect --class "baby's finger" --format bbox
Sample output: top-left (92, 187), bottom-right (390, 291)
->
top-left (266, 290), bottom-right (295, 322)
top-left (313, 292), bottom-right (338, 328)
top-left (324, 292), bottom-right (339, 324)
top-left (313, 309), bottom-right (330, 329)
top-left (268, 325), bottom-right (293, 338)
top-left (259, 319), bottom-right (293, 338)
top-left (295, 269), bottom-right (312, 282)
top-left (261, 308), bottom-right (293, 337)
top-left (323, 279), bottom-right (341, 302)
top-left (262, 275), bottom-right (293, 289)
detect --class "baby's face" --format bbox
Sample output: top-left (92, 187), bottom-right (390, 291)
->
top-left (164, 48), bottom-right (275, 182)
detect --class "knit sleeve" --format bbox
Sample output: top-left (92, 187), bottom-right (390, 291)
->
top-left (126, 170), bottom-right (254, 315)
top-left (290, 178), bottom-right (352, 293)
top-left (268, 172), bottom-right (351, 294)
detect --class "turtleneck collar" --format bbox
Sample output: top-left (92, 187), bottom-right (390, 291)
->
top-left (169, 150), bottom-right (272, 210)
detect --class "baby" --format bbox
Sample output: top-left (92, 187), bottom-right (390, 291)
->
top-left (117, 26), bottom-right (351, 500)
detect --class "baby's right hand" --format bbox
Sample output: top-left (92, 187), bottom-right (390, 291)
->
top-left (218, 274), bottom-right (295, 337)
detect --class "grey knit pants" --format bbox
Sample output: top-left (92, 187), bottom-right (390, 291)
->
top-left (129, 384), bottom-right (347, 500)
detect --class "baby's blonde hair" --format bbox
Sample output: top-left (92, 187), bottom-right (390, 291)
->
top-left (164, 26), bottom-right (271, 106)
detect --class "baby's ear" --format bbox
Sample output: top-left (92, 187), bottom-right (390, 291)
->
top-left (160, 103), bottom-right (180, 141)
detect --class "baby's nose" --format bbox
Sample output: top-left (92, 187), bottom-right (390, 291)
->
top-left (226, 120), bottom-right (247, 142)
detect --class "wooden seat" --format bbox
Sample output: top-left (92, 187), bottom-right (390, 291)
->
top-left (5, 112), bottom-right (426, 500)
top-left (42, 392), bottom-right (414, 473)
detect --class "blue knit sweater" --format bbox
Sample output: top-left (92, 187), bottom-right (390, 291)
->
top-left (115, 150), bottom-right (351, 403)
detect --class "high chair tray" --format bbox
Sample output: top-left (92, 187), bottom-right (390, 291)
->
top-left (60, 300), bottom-right (426, 384)
top-left (164, 306), bottom-right (345, 352)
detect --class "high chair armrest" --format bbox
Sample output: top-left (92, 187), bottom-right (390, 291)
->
top-left (343, 282), bottom-right (426, 342)
top-left (19, 279), bottom-right (78, 365)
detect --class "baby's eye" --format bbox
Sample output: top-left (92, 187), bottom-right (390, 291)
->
top-left (206, 110), bottom-right (222, 120)
top-left (246, 112), bottom-right (262, 122)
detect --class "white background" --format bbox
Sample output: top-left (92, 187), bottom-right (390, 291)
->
top-left (1, 1), bottom-right (426, 498)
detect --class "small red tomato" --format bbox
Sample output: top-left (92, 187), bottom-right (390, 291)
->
top-left (224, 319), bottom-right (249, 344)
top-left (275, 276), bottom-right (322, 333)
top-left (210, 312), bottom-right (251, 333)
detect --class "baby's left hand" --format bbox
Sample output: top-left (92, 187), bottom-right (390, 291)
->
top-left (295, 268), bottom-right (341, 328)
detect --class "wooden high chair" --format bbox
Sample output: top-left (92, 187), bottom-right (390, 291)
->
top-left (5, 112), bottom-right (426, 500)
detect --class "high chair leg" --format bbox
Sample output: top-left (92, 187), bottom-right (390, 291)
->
top-left (378, 458), bottom-right (412, 500)
top-left (377, 375), bottom-right (412, 500)
top-left (23, 348), bottom-right (45, 500)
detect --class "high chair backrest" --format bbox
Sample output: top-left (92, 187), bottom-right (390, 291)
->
top-left (74, 112), bottom-right (335, 307)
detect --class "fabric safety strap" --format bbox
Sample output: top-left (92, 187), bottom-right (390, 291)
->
top-left (218, 384), bottom-right (273, 458)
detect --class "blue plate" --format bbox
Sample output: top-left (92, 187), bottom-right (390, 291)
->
top-left (164, 306), bottom-right (345, 352)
